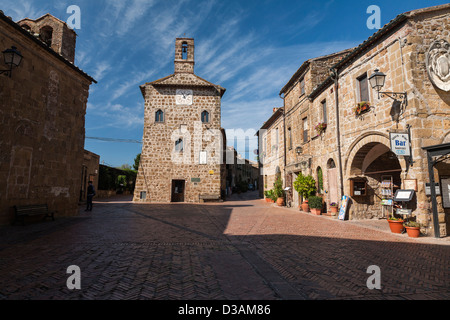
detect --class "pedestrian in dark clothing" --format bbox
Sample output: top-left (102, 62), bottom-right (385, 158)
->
top-left (86, 181), bottom-right (96, 211)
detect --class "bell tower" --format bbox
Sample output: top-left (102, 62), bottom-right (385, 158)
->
top-left (174, 38), bottom-right (195, 74)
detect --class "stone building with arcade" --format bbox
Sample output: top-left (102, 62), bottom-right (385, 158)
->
top-left (262, 4), bottom-right (450, 237)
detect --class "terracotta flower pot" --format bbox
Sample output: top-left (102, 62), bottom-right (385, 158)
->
top-left (265, 198), bottom-right (271, 203)
top-left (276, 197), bottom-right (285, 206)
top-left (405, 226), bottom-right (420, 238)
top-left (330, 207), bottom-right (339, 214)
top-left (388, 220), bottom-right (405, 234)
top-left (301, 201), bottom-right (310, 212)
top-left (310, 208), bottom-right (321, 215)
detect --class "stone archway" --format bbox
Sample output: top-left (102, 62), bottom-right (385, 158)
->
top-left (344, 132), bottom-right (407, 177)
top-left (344, 133), bottom-right (406, 219)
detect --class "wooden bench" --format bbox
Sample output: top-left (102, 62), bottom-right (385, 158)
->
top-left (199, 194), bottom-right (222, 203)
top-left (13, 204), bottom-right (55, 226)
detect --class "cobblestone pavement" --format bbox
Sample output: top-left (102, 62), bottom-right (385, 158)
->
top-left (0, 191), bottom-right (449, 300)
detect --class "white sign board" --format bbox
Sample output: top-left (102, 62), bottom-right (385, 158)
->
top-left (390, 133), bottom-right (411, 156)
top-left (199, 151), bottom-right (207, 165)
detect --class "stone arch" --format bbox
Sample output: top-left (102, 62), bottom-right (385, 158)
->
top-left (440, 130), bottom-right (450, 144)
top-left (39, 25), bottom-right (53, 46)
top-left (344, 131), bottom-right (407, 177)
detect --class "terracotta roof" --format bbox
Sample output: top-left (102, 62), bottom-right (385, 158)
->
top-left (140, 73), bottom-right (226, 97)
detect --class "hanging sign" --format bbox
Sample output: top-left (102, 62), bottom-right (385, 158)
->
top-left (390, 132), bottom-right (411, 156)
top-left (338, 195), bottom-right (350, 221)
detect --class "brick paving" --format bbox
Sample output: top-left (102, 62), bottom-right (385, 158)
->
top-left (0, 191), bottom-right (449, 300)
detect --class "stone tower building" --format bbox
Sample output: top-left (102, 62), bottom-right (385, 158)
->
top-left (133, 38), bottom-right (226, 203)
top-left (18, 14), bottom-right (76, 63)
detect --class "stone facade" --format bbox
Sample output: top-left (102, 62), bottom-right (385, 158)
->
top-left (279, 49), bottom-right (353, 208)
top-left (0, 12), bottom-right (95, 225)
top-left (133, 38), bottom-right (226, 203)
top-left (271, 4), bottom-right (450, 237)
top-left (258, 108), bottom-right (285, 199)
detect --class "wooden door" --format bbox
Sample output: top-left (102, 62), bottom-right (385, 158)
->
top-left (171, 180), bottom-right (185, 203)
top-left (328, 168), bottom-right (339, 205)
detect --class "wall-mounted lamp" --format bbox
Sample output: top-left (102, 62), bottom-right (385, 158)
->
top-left (0, 46), bottom-right (23, 78)
top-left (369, 69), bottom-right (407, 103)
top-left (295, 146), bottom-right (303, 155)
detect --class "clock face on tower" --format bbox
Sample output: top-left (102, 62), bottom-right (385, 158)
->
top-left (176, 89), bottom-right (193, 105)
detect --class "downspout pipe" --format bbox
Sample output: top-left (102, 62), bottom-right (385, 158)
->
top-left (330, 67), bottom-right (345, 199)
top-left (280, 93), bottom-right (287, 192)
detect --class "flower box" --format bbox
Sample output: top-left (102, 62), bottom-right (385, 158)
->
top-left (354, 102), bottom-right (371, 116)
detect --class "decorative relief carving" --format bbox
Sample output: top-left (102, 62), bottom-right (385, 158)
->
top-left (426, 39), bottom-right (450, 92)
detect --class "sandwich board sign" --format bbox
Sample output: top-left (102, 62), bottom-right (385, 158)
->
top-left (338, 195), bottom-right (350, 221)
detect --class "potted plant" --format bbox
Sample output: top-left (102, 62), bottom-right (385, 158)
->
top-left (387, 214), bottom-right (405, 234)
top-left (315, 122), bottom-right (327, 135)
top-left (330, 202), bottom-right (339, 215)
top-left (308, 196), bottom-right (323, 215)
top-left (354, 101), bottom-right (371, 116)
top-left (273, 177), bottom-right (285, 206)
top-left (404, 221), bottom-right (421, 238)
top-left (293, 173), bottom-right (317, 212)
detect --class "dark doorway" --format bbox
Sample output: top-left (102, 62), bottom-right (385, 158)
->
top-left (171, 180), bottom-right (185, 203)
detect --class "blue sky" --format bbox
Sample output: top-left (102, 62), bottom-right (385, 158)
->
top-left (2, 0), bottom-right (448, 167)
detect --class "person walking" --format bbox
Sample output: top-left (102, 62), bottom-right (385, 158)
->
top-left (86, 181), bottom-right (96, 211)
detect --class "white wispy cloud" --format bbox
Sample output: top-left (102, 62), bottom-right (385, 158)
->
top-left (1, 0), bottom-right (46, 20)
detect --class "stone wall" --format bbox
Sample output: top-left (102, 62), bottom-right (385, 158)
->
top-left (134, 40), bottom-right (225, 204)
top-left (306, 6), bottom-right (450, 236)
top-left (0, 14), bottom-right (93, 225)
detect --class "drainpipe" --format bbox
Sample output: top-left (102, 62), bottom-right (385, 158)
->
top-left (280, 93), bottom-right (287, 200)
top-left (331, 67), bottom-right (345, 199)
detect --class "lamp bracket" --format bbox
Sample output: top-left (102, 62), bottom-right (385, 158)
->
top-left (378, 91), bottom-right (407, 104)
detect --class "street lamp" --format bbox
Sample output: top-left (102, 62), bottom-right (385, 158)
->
top-left (0, 46), bottom-right (23, 78)
top-left (369, 69), bottom-right (407, 102)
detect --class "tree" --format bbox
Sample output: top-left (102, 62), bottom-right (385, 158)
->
top-left (133, 153), bottom-right (141, 171)
top-left (293, 173), bottom-right (316, 201)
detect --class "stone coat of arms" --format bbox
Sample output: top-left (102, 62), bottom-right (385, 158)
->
top-left (426, 39), bottom-right (450, 92)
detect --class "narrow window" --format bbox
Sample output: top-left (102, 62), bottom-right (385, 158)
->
top-left (155, 110), bottom-right (164, 122)
top-left (175, 138), bottom-right (184, 153)
top-left (201, 111), bottom-right (209, 123)
top-left (182, 43), bottom-right (188, 60)
top-left (275, 128), bottom-right (279, 147)
top-left (322, 100), bottom-right (327, 124)
top-left (288, 127), bottom-right (292, 149)
top-left (40, 26), bottom-right (53, 46)
top-left (300, 78), bottom-right (305, 96)
top-left (302, 117), bottom-right (308, 143)
top-left (358, 73), bottom-right (369, 102)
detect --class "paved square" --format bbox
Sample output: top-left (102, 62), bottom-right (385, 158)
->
top-left (0, 192), bottom-right (449, 300)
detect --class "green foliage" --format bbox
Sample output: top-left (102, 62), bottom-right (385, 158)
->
top-left (133, 153), bottom-right (141, 171)
top-left (273, 177), bottom-right (285, 198)
top-left (98, 165), bottom-right (137, 192)
top-left (308, 196), bottom-right (323, 209)
top-left (293, 173), bottom-right (316, 200)
top-left (404, 221), bottom-right (421, 228)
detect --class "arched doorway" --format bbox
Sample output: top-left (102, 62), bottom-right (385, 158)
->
top-left (348, 142), bottom-right (402, 219)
